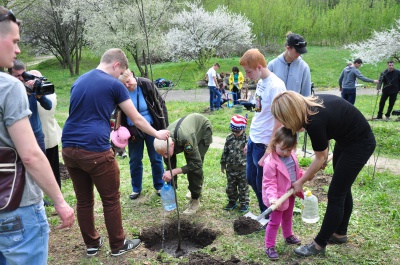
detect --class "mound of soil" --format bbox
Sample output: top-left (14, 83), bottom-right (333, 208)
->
top-left (140, 219), bottom-right (220, 257)
top-left (178, 252), bottom-right (262, 265)
top-left (233, 217), bottom-right (263, 235)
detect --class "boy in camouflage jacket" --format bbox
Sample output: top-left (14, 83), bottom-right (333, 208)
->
top-left (220, 115), bottom-right (250, 212)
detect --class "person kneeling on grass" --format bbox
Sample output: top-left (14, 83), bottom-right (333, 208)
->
top-left (220, 114), bottom-right (250, 212)
top-left (262, 127), bottom-right (304, 260)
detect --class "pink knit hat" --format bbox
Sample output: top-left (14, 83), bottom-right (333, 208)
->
top-left (230, 114), bottom-right (247, 131)
top-left (110, 126), bottom-right (131, 148)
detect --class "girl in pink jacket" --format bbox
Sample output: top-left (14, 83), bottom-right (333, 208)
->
top-left (262, 127), bottom-right (304, 260)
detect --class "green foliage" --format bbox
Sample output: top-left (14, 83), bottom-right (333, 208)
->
top-left (200, 0), bottom-right (400, 46)
top-left (298, 157), bottom-right (312, 167)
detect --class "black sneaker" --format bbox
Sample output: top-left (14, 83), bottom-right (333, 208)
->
top-left (111, 239), bottom-right (141, 257)
top-left (224, 202), bottom-right (237, 211)
top-left (238, 205), bottom-right (249, 212)
top-left (87, 236), bottom-right (104, 257)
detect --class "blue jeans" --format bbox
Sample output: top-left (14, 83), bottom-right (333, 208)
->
top-left (0, 201), bottom-right (49, 265)
top-left (208, 86), bottom-right (221, 110)
top-left (314, 131), bottom-right (375, 248)
top-left (246, 137), bottom-right (267, 213)
top-left (341, 89), bottom-right (356, 105)
top-left (128, 134), bottom-right (164, 193)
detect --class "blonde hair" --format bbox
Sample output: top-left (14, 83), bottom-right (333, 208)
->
top-left (267, 127), bottom-right (297, 154)
top-left (239, 48), bottom-right (267, 69)
top-left (271, 91), bottom-right (323, 135)
top-left (119, 69), bottom-right (131, 84)
top-left (153, 137), bottom-right (172, 154)
top-left (100, 48), bottom-right (128, 69)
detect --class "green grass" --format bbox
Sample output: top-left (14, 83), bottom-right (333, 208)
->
top-left (23, 50), bottom-right (400, 264)
top-left (47, 99), bottom-right (400, 264)
top-left (28, 45), bottom-right (386, 93)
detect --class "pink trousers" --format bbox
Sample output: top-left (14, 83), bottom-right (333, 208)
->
top-left (265, 195), bottom-right (295, 248)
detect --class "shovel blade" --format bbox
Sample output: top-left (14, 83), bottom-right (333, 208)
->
top-left (244, 211), bottom-right (258, 219)
top-left (244, 211), bottom-right (270, 227)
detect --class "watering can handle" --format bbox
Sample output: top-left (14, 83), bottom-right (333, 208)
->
top-left (256, 188), bottom-right (294, 221)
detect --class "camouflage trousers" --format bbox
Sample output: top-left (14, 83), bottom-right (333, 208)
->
top-left (226, 168), bottom-right (249, 206)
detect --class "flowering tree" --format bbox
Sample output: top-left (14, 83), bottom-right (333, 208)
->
top-left (166, 1), bottom-right (254, 68)
top-left (63, 0), bottom-right (175, 78)
top-left (345, 19), bottom-right (400, 64)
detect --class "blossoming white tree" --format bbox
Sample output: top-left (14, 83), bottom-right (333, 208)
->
top-left (63, 0), bottom-right (175, 78)
top-left (166, 1), bottom-right (254, 68)
top-left (345, 19), bottom-right (400, 64)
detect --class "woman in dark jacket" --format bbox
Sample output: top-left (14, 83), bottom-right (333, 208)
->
top-left (118, 70), bottom-right (169, 199)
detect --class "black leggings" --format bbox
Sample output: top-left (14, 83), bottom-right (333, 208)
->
top-left (314, 132), bottom-right (376, 247)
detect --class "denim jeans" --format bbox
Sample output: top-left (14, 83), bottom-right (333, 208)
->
top-left (128, 134), bottom-right (164, 193)
top-left (62, 147), bottom-right (125, 252)
top-left (0, 201), bottom-right (49, 265)
top-left (246, 137), bottom-right (267, 213)
top-left (341, 89), bottom-right (356, 105)
top-left (208, 86), bottom-right (221, 110)
top-left (314, 131), bottom-right (376, 248)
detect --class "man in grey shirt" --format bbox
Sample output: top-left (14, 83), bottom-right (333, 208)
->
top-left (338, 58), bottom-right (378, 105)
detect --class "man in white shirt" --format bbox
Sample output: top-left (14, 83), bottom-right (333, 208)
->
top-left (206, 62), bottom-right (221, 111)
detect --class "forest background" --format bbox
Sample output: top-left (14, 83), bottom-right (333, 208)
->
top-left (3, 0), bottom-right (400, 79)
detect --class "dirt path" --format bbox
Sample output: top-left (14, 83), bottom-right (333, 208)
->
top-left (26, 55), bottom-right (55, 67)
top-left (163, 86), bottom-right (379, 102)
top-left (210, 135), bottom-right (398, 174)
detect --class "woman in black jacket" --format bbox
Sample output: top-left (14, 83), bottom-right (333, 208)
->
top-left (118, 70), bottom-right (169, 200)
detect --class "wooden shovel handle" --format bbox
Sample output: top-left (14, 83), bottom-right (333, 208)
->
top-left (257, 188), bottom-right (294, 221)
top-left (269, 188), bottom-right (294, 211)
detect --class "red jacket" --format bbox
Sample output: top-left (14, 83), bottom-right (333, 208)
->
top-left (262, 150), bottom-right (304, 211)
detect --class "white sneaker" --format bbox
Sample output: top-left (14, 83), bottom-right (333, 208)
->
top-left (182, 199), bottom-right (200, 215)
top-left (185, 191), bottom-right (191, 200)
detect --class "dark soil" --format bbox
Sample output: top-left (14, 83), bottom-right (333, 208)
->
top-left (233, 216), bottom-right (263, 235)
top-left (59, 163), bottom-right (70, 180)
top-left (178, 252), bottom-right (262, 265)
top-left (310, 173), bottom-right (330, 203)
top-left (140, 219), bottom-right (220, 257)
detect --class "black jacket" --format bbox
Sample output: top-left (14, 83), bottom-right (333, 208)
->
top-left (120, 77), bottom-right (169, 130)
top-left (378, 69), bottom-right (400, 94)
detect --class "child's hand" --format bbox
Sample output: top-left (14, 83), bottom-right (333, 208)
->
top-left (258, 152), bottom-right (268, 166)
top-left (270, 200), bottom-right (279, 209)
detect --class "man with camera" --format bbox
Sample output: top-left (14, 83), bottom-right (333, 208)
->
top-left (9, 60), bottom-right (52, 153)
top-left (0, 6), bottom-right (74, 264)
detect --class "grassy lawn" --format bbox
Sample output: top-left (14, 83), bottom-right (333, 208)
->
top-left (29, 46), bottom-right (387, 92)
top-left (46, 98), bottom-right (400, 265)
top-left (24, 49), bottom-right (400, 264)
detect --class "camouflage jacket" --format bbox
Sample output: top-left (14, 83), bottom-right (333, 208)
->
top-left (220, 132), bottom-right (247, 170)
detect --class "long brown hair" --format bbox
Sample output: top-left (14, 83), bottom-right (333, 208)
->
top-left (271, 91), bottom-right (324, 135)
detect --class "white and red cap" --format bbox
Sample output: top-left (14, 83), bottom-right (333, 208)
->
top-left (110, 126), bottom-right (131, 148)
top-left (230, 114), bottom-right (247, 131)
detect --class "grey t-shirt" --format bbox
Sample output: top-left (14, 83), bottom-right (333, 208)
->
top-left (0, 72), bottom-right (43, 207)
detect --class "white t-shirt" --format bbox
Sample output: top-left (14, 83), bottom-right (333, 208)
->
top-left (207, 67), bottom-right (217, 86)
top-left (250, 72), bottom-right (286, 145)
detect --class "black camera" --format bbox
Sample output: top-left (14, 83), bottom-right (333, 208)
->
top-left (21, 71), bottom-right (54, 95)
